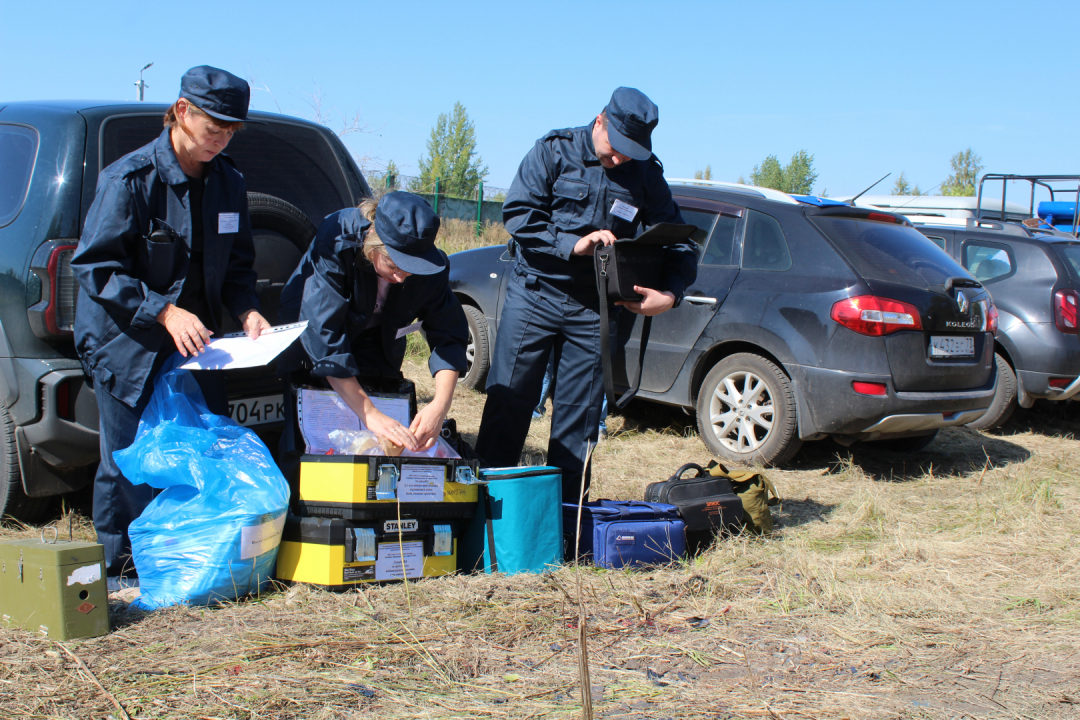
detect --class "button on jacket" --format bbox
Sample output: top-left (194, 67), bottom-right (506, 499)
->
top-left (72, 128), bottom-right (259, 406)
top-left (502, 124), bottom-right (697, 298)
top-left (280, 208), bottom-right (468, 379)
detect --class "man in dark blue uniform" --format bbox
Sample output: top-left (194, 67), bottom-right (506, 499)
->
top-left (475, 87), bottom-right (696, 501)
top-left (73, 66), bottom-right (269, 577)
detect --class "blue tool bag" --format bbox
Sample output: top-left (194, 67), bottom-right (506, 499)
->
top-left (114, 361), bottom-right (290, 609)
top-left (460, 466), bottom-right (564, 574)
top-left (563, 500), bottom-right (686, 569)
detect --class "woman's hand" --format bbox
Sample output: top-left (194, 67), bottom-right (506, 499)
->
top-left (410, 369), bottom-right (459, 450)
top-left (239, 309), bottom-right (272, 340)
top-left (157, 303), bottom-right (212, 357)
top-left (364, 409), bottom-right (421, 453)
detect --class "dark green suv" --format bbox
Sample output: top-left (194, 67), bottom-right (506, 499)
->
top-left (0, 100), bottom-right (371, 519)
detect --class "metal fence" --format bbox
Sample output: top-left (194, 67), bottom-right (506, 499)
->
top-left (366, 172), bottom-right (508, 232)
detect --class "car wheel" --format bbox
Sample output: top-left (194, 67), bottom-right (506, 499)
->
top-left (864, 429), bottom-right (939, 453)
top-left (966, 352), bottom-right (1017, 431)
top-left (247, 192), bottom-right (317, 286)
top-left (460, 305), bottom-right (490, 391)
top-left (0, 405), bottom-right (50, 522)
top-left (695, 353), bottom-right (801, 466)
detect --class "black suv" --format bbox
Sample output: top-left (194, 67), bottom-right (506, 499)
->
top-left (449, 180), bottom-right (998, 466)
top-left (0, 100), bottom-right (370, 519)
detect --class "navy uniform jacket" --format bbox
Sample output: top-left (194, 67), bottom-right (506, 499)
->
top-left (279, 209), bottom-right (468, 379)
top-left (502, 123), bottom-right (697, 299)
top-left (72, 128), bottom-right (259, 407)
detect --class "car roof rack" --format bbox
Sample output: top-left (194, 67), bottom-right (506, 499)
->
top-left (978, 174), bottom-right (1080, 238)
top-left (666, 178), bottom-right (799, 205)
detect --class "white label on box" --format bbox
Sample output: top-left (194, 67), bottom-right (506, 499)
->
top-left (375, 541), bottom-right (424, 580)
top-left (218, 212), bottom-right (240, 233)
top-left (66, 563), bottom-right (102, 586)
top-left (399, 464), bottom-right (445, 502)
top-left (239, 513), bottom-right (287, 560)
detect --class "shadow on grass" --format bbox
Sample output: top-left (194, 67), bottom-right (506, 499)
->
top-left (993, 399), bottom-right (1080, 439)
top-left (617, 400), bottom-right (696, 437)
top-left (788, 427), bottom-right (1031, 482)
top-left (772, 496), bottom-right (838, 530)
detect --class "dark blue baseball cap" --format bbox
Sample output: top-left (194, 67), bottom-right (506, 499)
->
top-left (180, 65), bottom-right (251, 123)
top-left (604, 87), bottom-right (659, 161)
top-left (374, 192), bottom-right (445, 275)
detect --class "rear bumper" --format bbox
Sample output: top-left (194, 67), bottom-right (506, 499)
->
top-left (790, 363), bottom-right (996, 439)
top-left (16, 368), bottom-right (98, 497)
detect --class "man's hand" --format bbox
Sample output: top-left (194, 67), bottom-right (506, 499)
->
top-left (615, 286), bottom-right (677, 316)
top-left (157, 303), bottom-right (212, 357)
top-left (571, 229), bottom-right (618, 256)
top-left (239, 309), bottom-right (272, 340)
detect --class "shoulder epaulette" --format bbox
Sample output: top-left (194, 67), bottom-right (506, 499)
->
top-left (541, 128), bottom-right (576, 142)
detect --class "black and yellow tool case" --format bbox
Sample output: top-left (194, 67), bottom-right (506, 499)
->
top-left (296, 454), bottom-right (479, 520)
top-left (275, 515), bottom-right (458, 589)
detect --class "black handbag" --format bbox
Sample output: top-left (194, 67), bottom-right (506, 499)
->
top-left (594, 223), bottom-right (697, 409)
top-left (644, 462), bottom-right (744, 553)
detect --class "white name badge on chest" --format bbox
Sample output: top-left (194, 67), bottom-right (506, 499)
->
top-left (610, 199), bottom-right (639, 222)
top-left (218, 212), bottom-right (240, 234)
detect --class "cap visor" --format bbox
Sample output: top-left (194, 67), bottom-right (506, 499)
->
top-left (385, 245), bottom-right (446, 276)
top-left (200, 107), bottom-right (249, 123)
top-left (606, 123), bottom-right (651, 161)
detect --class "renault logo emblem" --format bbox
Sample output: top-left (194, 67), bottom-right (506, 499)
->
top-left (955, 289), bottom-right (969, 314)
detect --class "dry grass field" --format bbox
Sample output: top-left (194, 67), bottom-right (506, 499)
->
top-left (2, 224), bottom-right (1078, 718)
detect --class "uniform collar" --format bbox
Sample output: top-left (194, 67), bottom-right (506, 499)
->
top-left (152, 127), bottom-right (228, 186)
top-left (583, 122), bottom-right (600, 166)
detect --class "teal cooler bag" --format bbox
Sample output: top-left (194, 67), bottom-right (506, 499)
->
top-left (461, 466), bottom-right (563, 574)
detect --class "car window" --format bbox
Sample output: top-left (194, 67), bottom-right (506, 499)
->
top-left (925, 235), bottom-right (946, 251)
top-left (812, 215), bottom-right (967, 290)
top-left (963, 241), bottom-right (1013, 282)
top-left (1054, 244), bottom-right (1080, 280)
top-left (679, 208), bottom-right (716, 259)
top-left (0, 124), bottom-right (38, 228)
top-left (102, 116), bottom-right (356, 223)
top-left (741, 209), bottom-right (791, 271)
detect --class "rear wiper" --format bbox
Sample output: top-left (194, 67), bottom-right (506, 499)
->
top-left (944, 277), bottom-right (982, 292)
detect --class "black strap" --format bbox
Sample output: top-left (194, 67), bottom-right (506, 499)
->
top-left (483, 485), bottom-right (498, 573)
top-left (597, 253), bottom-right (652, 411)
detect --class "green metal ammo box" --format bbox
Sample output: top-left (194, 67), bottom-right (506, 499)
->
top-left (0, 538), bottom-right (109, 640)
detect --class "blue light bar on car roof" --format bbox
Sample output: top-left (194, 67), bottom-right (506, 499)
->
top-left (790, 195), bottom-right (850, 207)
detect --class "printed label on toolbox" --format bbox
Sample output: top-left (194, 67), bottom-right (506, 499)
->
top-left (375, 541), bottom-right (424, 580)
top-left (383, 519), bottom-right (419, 533)
top-left (66, 563), bottom-right (102, 587)
top-left (343, 565), bottom-right (375, 583)
top-left (398, 464), bottom-right (444, 502)
top-left (240, 513), bottom-right (287, 560)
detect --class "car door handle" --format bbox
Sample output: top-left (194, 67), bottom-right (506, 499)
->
top-left (684, 296), bottom-right (717, 305)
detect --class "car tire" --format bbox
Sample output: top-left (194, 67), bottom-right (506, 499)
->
top-left (864, 429), bottom-right (939, 453)
top-left (0, 405), bottom-right (50, 522)
top-left (966, 352), bottom-right (1017, 431)
top-left (460, 305), bottom-right (490, 391)
top-left (695, 353), bottom-right (801, 466)
top-left (247, 192), bottom-right (317, 285)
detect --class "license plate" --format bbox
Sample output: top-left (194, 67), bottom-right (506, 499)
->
top-left (929, 336), bottom-right (974, 358)
top-left (228, 394), bottom-right (285, 426)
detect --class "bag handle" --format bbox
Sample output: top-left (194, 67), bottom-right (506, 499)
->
top-left (671, 463), bottom-right (705, 481)
top-left (596, 251), bottom-right (652, 411)
top-left (483, 484), bottom-right (499, 572)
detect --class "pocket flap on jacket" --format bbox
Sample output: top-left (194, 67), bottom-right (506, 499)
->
top-left (553, 177), bottom-right (589, 201)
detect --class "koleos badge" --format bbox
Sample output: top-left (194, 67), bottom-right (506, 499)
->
top-left (955, 289), bottom-right (969, 314)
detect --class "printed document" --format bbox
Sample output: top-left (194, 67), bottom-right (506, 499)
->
top-left (180, 322), bottom-right (308, 371)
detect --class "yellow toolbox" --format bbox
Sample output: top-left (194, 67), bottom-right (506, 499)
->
top-left (276, 515), bottom-right (457, 589)
top-left (0, 537), bottom-right (109, 640)
top-left (296, 454), bottom-right (479, 520)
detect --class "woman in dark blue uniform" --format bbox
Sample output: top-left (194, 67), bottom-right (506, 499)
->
top-left (279, 191), bottom-right (468, 458)
top-left (72, 66), bottom-right (270, 578)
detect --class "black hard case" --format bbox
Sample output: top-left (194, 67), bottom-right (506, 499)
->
top-left (644, 463), bottom-right (743, 534)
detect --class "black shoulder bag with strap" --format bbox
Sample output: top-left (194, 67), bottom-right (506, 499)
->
top-left (594, 222), bottom-right (697, 410)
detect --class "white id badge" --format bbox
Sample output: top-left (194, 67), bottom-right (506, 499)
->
top-left (395, 321), bottom-right (422, 339)
top-left (218, 212), bottom-right (240, 234)
top-left (610, 199), bottom-right (638, 222)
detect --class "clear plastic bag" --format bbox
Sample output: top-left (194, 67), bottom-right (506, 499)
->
top-left (327, 428), bottom-right (384, 455)
top-left (114, 360), bottom-right (290, 610)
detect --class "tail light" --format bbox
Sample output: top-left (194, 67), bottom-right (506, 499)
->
top-left (1049, 377), bottom-right (1075, 389)
top-left (1055, 289), bottom-right (1079, 334)
top-left (853, 381), bottom-right (887, 396)
top-left (28, 241), bottom-right (79, 339)
top-left (986, 302), bottom-right (999, 333)
top-left (831, 296), bottom-right (922, 336)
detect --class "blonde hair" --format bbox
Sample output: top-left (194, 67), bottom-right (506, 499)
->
top-left (164, 98), bottom-right (245, 132)
top-left (357, 197), bottom-right (391, 265)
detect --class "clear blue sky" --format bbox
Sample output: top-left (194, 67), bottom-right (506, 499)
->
top-left (3, 0), bottom-right (1077, 197)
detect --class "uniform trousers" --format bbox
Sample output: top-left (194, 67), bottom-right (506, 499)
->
top-left (93, 353), bottom-right (227, 576)
top-left (476, 272), bottom-right (614, 502)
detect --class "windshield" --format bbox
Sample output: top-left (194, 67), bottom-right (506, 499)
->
top-left (811, 216), bottom-right (969, 290)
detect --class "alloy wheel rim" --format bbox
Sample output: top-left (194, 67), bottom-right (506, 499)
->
top-left (707, 370), bottom-right (774, 454)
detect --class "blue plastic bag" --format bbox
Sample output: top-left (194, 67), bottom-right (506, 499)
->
top-left (114, 359), bottom-right (290, 610)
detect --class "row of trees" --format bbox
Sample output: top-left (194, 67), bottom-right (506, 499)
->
top-left (892, 148), bottom-right (983, 197)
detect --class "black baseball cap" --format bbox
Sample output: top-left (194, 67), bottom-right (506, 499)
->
top-left (604, 87), bottom-right (659, 161)
top-left (180, 65), bottom-right (251, 123)
top-left (374, 192), bottom-right (445, 275)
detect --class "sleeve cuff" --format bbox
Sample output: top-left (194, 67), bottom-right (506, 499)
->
top-left (428, 347), bottom-right (468, 377)
top-left (309, 352), bottom-right (360, 379)
top-left (131, 290), bottom-right (168, 330)
top-left (554, 229), bottom-right (578, 260)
